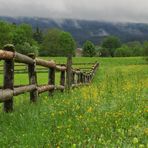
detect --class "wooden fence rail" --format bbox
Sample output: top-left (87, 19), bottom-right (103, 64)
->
top-left (0, 44), bottom-right (99, 112)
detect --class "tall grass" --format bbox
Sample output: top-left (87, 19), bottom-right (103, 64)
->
top-left (0, 57), bottom-right (147, 147)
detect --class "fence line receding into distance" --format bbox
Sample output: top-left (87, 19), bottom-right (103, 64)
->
top-left (0, 44), bottom-right (99, 112)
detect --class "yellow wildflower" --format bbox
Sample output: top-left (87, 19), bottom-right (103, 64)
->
top-left (87, 107), bottom-right (93, 113)
top-left (132, 137), bottom-right (139, 144)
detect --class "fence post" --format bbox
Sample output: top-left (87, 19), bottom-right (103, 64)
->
top-left (48, 67), bottom-right (55, 95)
top-left (3, 44), bottom-right (14, 112)
top-left (83, 73), bottom-right (86, 83)
top-left (60, 64), bottom-right (65, 92)
top-left (80, 72), bottom-right (83, 83)
top-left (72, 72), bottom-right (75, 84)
top-left (66, 55), bottom-right (72, 90)
top-left (28, 53), bottom-right (38, 102)
top-left (77, 72), bottom-right (81, 84)
top-left (84, 73), bottom-right (87, 83)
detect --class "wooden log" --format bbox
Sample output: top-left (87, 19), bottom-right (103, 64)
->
top-left (77, 73), bottom-right (81, 84)
top-left (83, 73), bottom-right (86, 83)
top-left (13, 85), bottom-right (36, 96)
top-left (48, 67), bottom-right (55, 95)
top-left (72, 72), bottom-right (75, 84)
top-left (38, 85), bottom-right (55, 94)
top-left (78, 67), bottom-right (92, 70)
top-left (72, 62), bottom-right (95, 65)
top-left (66, 55), bottom-right (72, 90)
top-left (80, 72), bottom-right (84, 83)
top-left (38, 85), bottom-right (65, 94)
top-left (0, 89), bottom-right (13, 103)
top-left (88, 74), bottom-right (91, 82)
top-left (87, 74), bottom-right (90, 83)
top-left (60, 70), bottom-right (65, 92)
top-left (15, 52), bottom-right (34, 64)
top-left (28, 53), bottom-right (38, 102)
top-left (56, 65), bottom-right (66, 71)
top-left (0, 50), bottom-right (14, 60)
top-left (72, 69), bottom-right (81, 74)
top-left (85, 75), bottom-right (88, 83)
top-left (55, 85), bottom-right (65, 90)
top-left (36, 58), bottom-right (56, 68)
top-left (3, 44), bottom-right (15, 112)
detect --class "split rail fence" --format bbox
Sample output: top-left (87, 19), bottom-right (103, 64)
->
top-left (0, 44), bottom-right (99, 112)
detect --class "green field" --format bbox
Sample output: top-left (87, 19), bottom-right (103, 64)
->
top-left (0, 57), bottom-right (148, 147)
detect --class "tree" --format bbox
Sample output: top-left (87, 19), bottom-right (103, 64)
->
top-left (100, 48), bottom-right (111, 57)
top-left (59, 32), bottom-right (76, 56)
top-left (126, 41), bottom-right (143, 56)
top-left (114, 45), bottom-right (132, 57)
top-left (15, 42), bottom-right (39, 56)
top-left (143, 41), bottom-right (148, 61)
top-left (0, 21), bottom-right (39, 55)
top-left (12, 24), bottom-right (34, 46)
top-left (0, 21), bottom-right (13, 48)
top-left (82, 40), bottom-right (96, 57)
top-left (33, 26), bottom-right (43, 44)
top-left (101, 36), bottom-right (121, 57)
top-left (12, 24), bottom-right (39, 55)
top-left (41, 29), bottom-right (76, 56)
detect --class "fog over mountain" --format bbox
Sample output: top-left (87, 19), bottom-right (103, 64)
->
top-left (1, 16), bottom-right (148, 46)
top-left (0, 0), bottom-right (148, 23)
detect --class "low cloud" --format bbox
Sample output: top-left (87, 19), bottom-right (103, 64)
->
top-left (0, 0), bottom-right (148, 23)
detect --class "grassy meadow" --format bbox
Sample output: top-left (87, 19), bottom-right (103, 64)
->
top-left (0, 57), bottom-right (147, 147)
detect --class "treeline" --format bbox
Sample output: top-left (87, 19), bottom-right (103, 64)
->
top-left (82, 36), bottom-right (148, 57)
top-left (0, 21), bottom-right (76, 56)
top-left (0, 21), bottom-right (148, 58)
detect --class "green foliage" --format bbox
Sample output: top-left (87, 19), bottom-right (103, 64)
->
top-left (13, 24), bottom-right (33, 46)
top-left (143, 41), bottom-right (148, 55)
top-left (59, 32), bottom-right (76, 56)
top-left (143, 41), bottom-right (148, 61)
top-left (82, 40), bottom-right (96, 57)
top-left (33, 27), bottom-right (43, 44)
top-left (126, 41), bottom-right (143, 56)
top-left (15, 42), bottom-right (39, 56)
top-left (101, 36), bottom-right (121, 57)
top-left (114, 45), bottom-right (132, 57)
top-left (0, 21), bottom-right (39, 55)
top-left (114, 41), bottom-right (145, 57)
top-left (100, 36), bottom-right (146, 57)
top-left (100, 47), bottom-right (111, 57)
top-left (0, 21), bottom-right (13, 48)
top-left (41, 29), bottom-right (76, 56)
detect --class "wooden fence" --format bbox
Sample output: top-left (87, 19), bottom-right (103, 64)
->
top-left (0, 44), bottom-right (99, 112)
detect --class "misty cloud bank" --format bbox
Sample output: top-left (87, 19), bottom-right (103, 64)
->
top-left (0, 0), bottom-right (148, 23)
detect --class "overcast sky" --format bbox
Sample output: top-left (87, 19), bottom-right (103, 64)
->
top-left (0, 0), bottom-right (148, 23)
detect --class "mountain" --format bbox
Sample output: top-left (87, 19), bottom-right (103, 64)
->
top-left (1, 16), bottom-right (148, 46)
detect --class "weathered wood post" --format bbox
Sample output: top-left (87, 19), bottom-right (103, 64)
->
top-left (28, 53), bottom-right (38, 102)
top-left (80, 72), bottom-right (83, 83)
top-left (72, 71), bottom-right (75, 84)
top-left (83, 73), bottom-right (85, 83)
top-left (77, 71), bottom-right (81, 84)
top-left (66, 55), bottom-right (72, 90)
top-left (48, 66), bottom-right (55, 95)
top-left (3, 44), bottom-right (14, 112)
top-left (84, 73), bottom-right (86, 83)
top-left (85, 73), bottom-right (88, 83)
top-left (60, 64), bottom-right (65, 92)
top-left (88, 73), bottom-right (90, 83)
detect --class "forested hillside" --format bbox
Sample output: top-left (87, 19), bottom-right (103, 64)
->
top-left (1, 16), bottom-right (148, 45)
